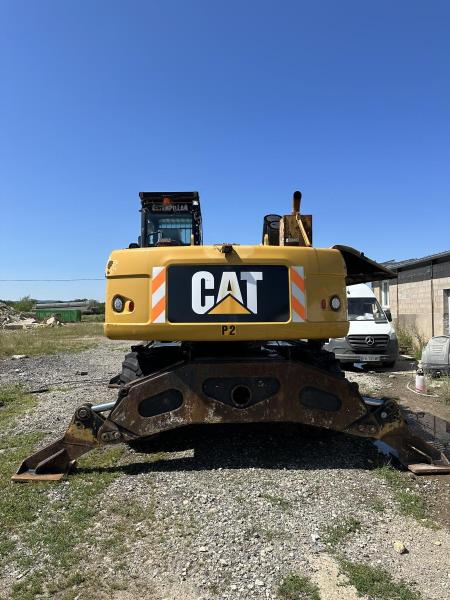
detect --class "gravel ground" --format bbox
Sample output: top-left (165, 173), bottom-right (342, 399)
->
top-left (1, 341), bottom-right (449, 600)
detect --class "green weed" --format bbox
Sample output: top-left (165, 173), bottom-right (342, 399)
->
top-left (278, 574), bottom-right (321, 600)
top-left (371, 497), bottom-right (386, 513)
top-left (339, 560), bottom-right (421, 600)
top-left (0, 384), bottom-right (129, 597)
top-left (0, 384), bottom-right (39, 428)
top-left (373, 465), bottom-right (431, 524)
top-left (260, 492), bottom-right (292, 511)
top-left (322, 517), bottom-right (361, 549)
top-left (0, 322), bottom-right (103, 357)
top-left (428, 376), bottom-right (450, 405)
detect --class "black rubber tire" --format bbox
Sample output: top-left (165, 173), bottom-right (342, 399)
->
top-left (119, 351), bottom-right (144, 385)
top-left (327, 358), bottom-right (344, 378)
top-left (316, 352), bottom-right (344, 378)
top-left (382, 360), bottom-right (396, 369)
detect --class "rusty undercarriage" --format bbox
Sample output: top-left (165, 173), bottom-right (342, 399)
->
top-left (13, 342), bottom-right (450, 481)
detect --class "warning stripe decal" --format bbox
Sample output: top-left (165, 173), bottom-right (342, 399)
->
top-left (290, 266), bottom-right (306, 322)
top-left (151, 266), bottom-right (166, 323)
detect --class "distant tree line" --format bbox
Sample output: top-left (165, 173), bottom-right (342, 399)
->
top-left (0, 296), bottom-right (105, 314)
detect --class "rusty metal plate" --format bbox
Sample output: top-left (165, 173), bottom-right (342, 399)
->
top-left (407, 463), bottom-right (450, 475)
top-left (110, 359), bottom-right (368, 438)
top-left (12, 471), bottom-right (67, 482)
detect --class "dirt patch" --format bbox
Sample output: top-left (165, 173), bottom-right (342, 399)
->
top-left (311, 555), bottom-right (359, 599)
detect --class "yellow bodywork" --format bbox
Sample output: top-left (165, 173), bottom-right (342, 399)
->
top-left (104, 244), bottom-right (349, 341)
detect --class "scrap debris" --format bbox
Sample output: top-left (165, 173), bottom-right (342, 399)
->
top-left (0, 302), bottom-right (63, 329)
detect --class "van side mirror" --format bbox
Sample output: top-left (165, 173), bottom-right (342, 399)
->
top-left (384, 308), bottom-right (392, 322)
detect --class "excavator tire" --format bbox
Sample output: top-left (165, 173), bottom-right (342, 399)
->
top-left (116, 343), bottom-right (186, 386)
top-left (119, 351), bottom-right (144, 385)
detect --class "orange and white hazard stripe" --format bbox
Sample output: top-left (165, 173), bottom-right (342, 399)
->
top-left (290, 266), bottom-right (306, 322)
top-left (151, 266), bottom-right (166, 323)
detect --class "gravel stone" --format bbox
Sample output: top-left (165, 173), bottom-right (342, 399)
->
top-left (1, 342), bottom-right (449, 599)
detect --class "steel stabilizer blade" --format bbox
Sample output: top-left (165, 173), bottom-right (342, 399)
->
top-left (12, 404), bottom-right (103, 482)
top-left (380, 424), bottom-right (450, 475)
top-left (346, 397), bottom-right (450, 475)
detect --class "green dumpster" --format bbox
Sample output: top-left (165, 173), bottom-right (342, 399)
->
top-left (35, 309), bottom-right (82, 323)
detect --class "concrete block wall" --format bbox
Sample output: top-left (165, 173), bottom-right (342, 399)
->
top-left (432, 276), bottom-right (450, 336)
top-left (373, 276), bottom-right (450, 339)
top-left (397, 279), bottom-right (433, 338)
top-left (372, 282), bottom-right (382, 303)
top-left (388, 282), bottom-right (398, 320)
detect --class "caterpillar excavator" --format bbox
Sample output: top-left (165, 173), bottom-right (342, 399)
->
top-left (13, 191), bottom-right (450, 481)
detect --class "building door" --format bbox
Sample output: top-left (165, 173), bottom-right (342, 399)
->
top-left (448, 291), bottom-right (450, 334)
top-left (381, 280), bottom-right (390, 307)
top-left (445, 290), bottom-right (450, 335)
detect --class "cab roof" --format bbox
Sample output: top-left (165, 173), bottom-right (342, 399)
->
top-left (346, 283), bottom-right (376, 298)
top-left (139, 192), bottom-right (200, 208)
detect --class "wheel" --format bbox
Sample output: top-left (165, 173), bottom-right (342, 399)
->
top-left (117, 343), bottom-right (182, 385)
top-left (327, 359), bottom-right (344, 377)
top-left (382, 360), bottom-right (396, 368)
top-left (119, 351), bottom-right (144, 385)
top-left (314, 350), bottom-right (344, 378)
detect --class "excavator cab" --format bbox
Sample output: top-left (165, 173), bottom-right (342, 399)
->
top-left (139, 192), bottom-right (203, 247)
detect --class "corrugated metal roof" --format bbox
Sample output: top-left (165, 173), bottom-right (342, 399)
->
top-left (382, 249), bottom-right (450, 271)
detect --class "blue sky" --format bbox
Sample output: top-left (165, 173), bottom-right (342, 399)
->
top-left (1, 0), bottom-right (449, 300)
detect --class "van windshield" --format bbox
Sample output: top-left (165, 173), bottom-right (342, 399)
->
top-left (348, 297), bottom-right (387, 322)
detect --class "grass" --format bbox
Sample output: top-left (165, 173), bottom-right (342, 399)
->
top-left (278, 574), bottom-right (321, 600)
top-left (0, 322), bottom-right (103, 357)
top-left (396, 326), bottom-right (426, 360)
top-left (339, 560), bottom-right (421, 600)
top-left (428, 376), bottom-right (450, 405)
top-left (0, 383), bottom-right (133, 598)
top-left (3, 443), bottom-right (127, 598)
top-left (439, 376), bottom-right (450, 405)
top-left (371, 497), bottom-right (386, 513)
top-left (82, 314), bottom-right (105, 322)
top-left (373, 465), bottom-right (431, 525)
top-left (0, 384), bottom-right (39, 427)
top-left (260, 492), bottom-right (292, 511)
top-left (322, 517), bottom-right (361, 549)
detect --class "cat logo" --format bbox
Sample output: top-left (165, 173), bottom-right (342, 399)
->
top-left (192, 271), bottom-right (262, 315)
top-left (166, 265), bottom-right (291, 323)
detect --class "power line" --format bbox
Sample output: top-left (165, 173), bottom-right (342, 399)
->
top-left (0, 278), bottom-right (104, 282)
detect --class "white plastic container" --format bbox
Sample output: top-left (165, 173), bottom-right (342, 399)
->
top-left (415, 363), bottom-right (426, 393)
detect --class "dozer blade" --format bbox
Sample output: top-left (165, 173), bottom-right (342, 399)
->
top-left (12, 404), bottom-right (104, 482)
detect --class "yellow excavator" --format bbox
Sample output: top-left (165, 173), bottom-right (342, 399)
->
top-left (13, 191), bottom-right (450, 481)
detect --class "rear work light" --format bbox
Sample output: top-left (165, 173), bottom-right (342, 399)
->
top-left (330, 295), bottom-right (341, 311)
top-left (112, 296), bottom-right (125, 313)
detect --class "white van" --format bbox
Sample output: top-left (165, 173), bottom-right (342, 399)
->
top-left (325, 283), bottom-right (398, 367)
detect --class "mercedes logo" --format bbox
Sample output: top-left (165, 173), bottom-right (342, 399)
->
top-left (365, 336), bottom-right (375, 346)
